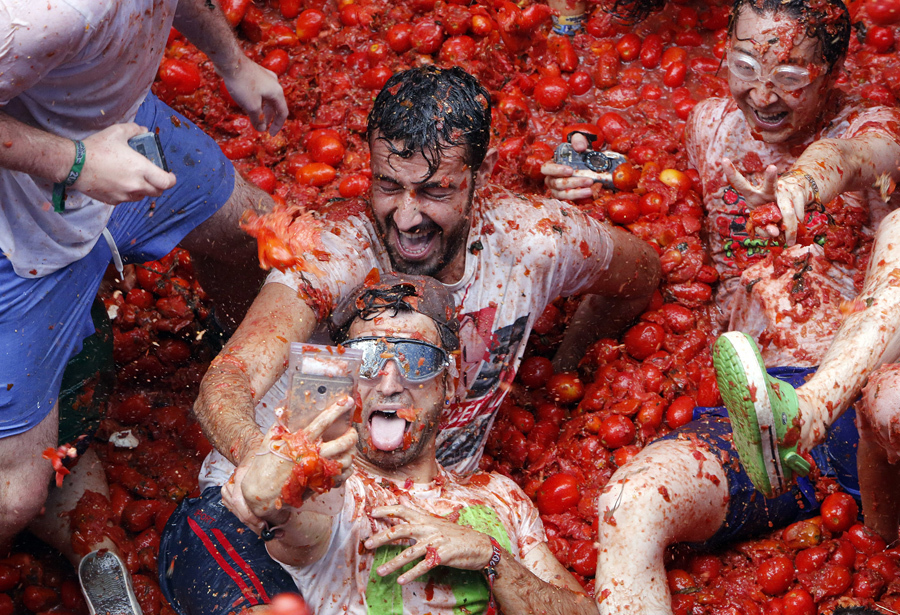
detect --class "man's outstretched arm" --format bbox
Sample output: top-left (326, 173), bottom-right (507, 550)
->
top-left (193, 282), bottom-right (318, 465)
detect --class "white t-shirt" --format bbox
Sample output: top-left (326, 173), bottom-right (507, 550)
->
top-left (281, 465), bottom-right (546, 615)
top-left (199, 187), bottom-right (614, 485)
top-left (685, 97), bottom-right (900, 367)
top-left (0, 0), bottom-right (176, 276)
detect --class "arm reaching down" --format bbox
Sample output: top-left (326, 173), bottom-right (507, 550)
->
top-left (174, 0), bottom-right (288, 135)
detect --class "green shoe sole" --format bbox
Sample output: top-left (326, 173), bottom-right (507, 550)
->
top-left (712, 332), bottom-right (810, 498)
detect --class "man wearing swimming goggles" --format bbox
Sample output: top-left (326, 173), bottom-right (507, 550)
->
top-left (160, 274), bottom-right (597, 615)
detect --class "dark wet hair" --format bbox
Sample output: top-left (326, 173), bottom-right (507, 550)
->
top-left (366, 66), bottom-right (492, 181)
top-left (728, 0), bottom-right (851, 71)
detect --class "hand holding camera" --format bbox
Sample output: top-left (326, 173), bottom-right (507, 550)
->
top-left (552, 130), bottom-right (628, 189)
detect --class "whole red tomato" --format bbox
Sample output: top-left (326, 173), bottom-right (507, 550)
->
top-left (616, 33), bottom-right (641, 62)
top-left (386, 24), bottom-right (413, 52)
top-left (360, 65), bottom-right (393, 90)
top-left (546, 372), bottom-right (584, 404)
top-left (22, 585), bottom-right (59, 613)
top-left (846, 523), bottom-right (886, 554)
top-left (0, 594), bottom-right (12, 615)
top-left (518, 356), bottom-right (554, 389)
top-left (536, 473), bottom-right (580, 515)
top-left (867, 0), bottom-right (900, 24)
top-left (568, 540), bottom-right (598, 576)
top-left (296, 163), bottom-right (336, 187)
top-left (781, 588), bottom-right (814, 615)
top-left (533, 76), bottom-right (569, 111)
top-left (599, 414), bottom-right (636, 449)
top-left (295, 9), bottom-right (325, 41)
top-left (0, 564), bottom-right (19, 592)
top-left (569, 70), bottom-right (592, 95)
top-left (623, 322), bottom-right (664, 360)
top-left (867, 25), bottom-right (895, 52)
top-left (158, 58), bottom-right (202, 95)
top-left (338, 174), bottom-right (371, 198)
top-left (246, 166), bottom-right (277, 194)
top-left (819, 492), bottom-right (859, 534)
top-left (411, 18), bottom-right (444, 53)
top-left (640, 34), bottom-right (664, 68)
top-left (665, 396), bottom-right (695, 429)
top-left (440, 35), bottom-right (476, 62)
top-left (612, 163), bottom-right (641, 194)
top-left (757, 555), bottom-right (794, 595)
top-left (308, 134), bottom-right (345, 166)
top-left (607, 194), bottom-right (640, 224)
top-left (261, 49), bottom-right (290, 76)
top-left (795, 545), bottom-right (829, 573)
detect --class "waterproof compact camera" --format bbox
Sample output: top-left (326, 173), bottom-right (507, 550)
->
top-left (553, 131), bottom-right (628, 189)
top-left (128, 132), bottom-right (169, 172)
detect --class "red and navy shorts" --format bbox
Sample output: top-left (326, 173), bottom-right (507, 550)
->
top-left (158, 487), bottom-right (298, 615)
top-left (659, 366), bottom-right (861, 551)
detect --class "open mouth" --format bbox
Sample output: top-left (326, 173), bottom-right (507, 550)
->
top-left (752, 109), bottom-right (788, 128)
top-left (394, 226), bottom-right (438, 261)
top-left (369, 409), bottom-right (410, 451)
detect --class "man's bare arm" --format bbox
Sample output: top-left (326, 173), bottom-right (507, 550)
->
top-left (554, 226), bottom-right (661, 370)
top-left (193, 282), bottom-right (318, 465)
top-left (0, 111), bottom-right (174, 204)
top-left (174, 0), bottom-right (288, 135)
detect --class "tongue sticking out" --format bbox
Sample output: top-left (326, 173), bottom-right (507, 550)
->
top-left (370, 413), bottom-right (407, 451)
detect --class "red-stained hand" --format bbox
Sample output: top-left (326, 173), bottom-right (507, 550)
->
top-left (219, 56), bottom-right (288, 136)
top-left (72, 123), bottom-right (176, 205)
top-left (541, 132), bottom-right (597, 201)
top-left (364, 505), bottom-right (496, 584)
top-left (722, 159), bottom-right (785, 239)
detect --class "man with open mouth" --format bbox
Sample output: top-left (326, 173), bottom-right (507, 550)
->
top-left (160, 274), bottom-right (598, 615)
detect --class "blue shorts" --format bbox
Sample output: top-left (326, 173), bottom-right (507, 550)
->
top-left (0, 93), bottom-right (234, 438)
top-left (659, 367), bottom-right (861, 551)
top-left (158, 487), bottom-right (297, 615)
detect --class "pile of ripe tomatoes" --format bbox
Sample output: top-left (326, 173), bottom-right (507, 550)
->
top-left (3, 0), bottom-right (900, 612)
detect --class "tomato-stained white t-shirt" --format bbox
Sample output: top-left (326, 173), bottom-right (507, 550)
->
top-left (280, 466), bottom-right (545, 615)
top-left (0, 0), bottom-right (176, 276)
top-left (266, 187), bottom-right (614, 475)
top-left (685, 97), bottom-right (900, 367)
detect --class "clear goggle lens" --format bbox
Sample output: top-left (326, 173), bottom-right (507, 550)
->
top-left (727, 51), bottom-right (813, 92)
top-left (344, 337), bottom-right (449, 382)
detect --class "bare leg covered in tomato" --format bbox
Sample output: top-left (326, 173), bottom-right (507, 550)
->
top-left (595, 437), bottom-right (728, 614)
top-left (857, 364), bottom-right (900, 542)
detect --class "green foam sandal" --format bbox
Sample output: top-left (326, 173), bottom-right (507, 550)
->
top-left (712, 332), bottom-right (810, 498)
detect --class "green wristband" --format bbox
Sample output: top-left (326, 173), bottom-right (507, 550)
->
top-left (52, 140), bottom-right (86, 213)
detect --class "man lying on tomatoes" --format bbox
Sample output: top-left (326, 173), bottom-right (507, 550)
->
top-left (544, 0), bottom-right (900, 609)
top-left (0, 0), bottom-right (287, 611)
top-left (161, 274), bottom-right (599, 614)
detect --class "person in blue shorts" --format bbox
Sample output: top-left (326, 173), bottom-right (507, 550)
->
top-left (0, 0), bottom-right (287, 611)
top-left (593, 367), bottom-right (860, 614)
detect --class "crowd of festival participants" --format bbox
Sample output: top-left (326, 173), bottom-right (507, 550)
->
top-left (1, 0), bottom-right (900, 613)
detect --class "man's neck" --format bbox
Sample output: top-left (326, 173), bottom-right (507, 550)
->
top-left (356, 446), bottom-right (442, 485)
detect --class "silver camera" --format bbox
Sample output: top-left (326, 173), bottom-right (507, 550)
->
top-left (553, 133), bottom-right (628, 189)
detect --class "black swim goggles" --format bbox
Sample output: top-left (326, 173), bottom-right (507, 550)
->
top-left (343, 337), bottom-right (450, 383)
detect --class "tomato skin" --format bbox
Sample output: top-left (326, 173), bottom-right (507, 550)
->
top-left (386, 23), bottom-right (413, 52)
top-left (568, 70), bottom-right (593, 95)
top-left (599, 414), bottom-right (636, 449)
top-left (439, 35), bottom-right (477, 63)
top-left (640, 34), bottom-right (664, 68)
top-left (663, 61), bottom-right (688, 87)
top-left (296, 162), bottom-right (336, 187)
top-left (819, 492), bottom-right (859, 534)
top-left (220, 136), bottom-right (256, 160)
top-left (623, 322), bottom-right (664, 360)
top-left (295, 9), bottom-right (326, 41)
top-left (546, 372), bottom-right (585, 404)
top-left (410, 18), bottom-right (444, 54)
top-left (518, 356), bottom-right (554, 389)
top-left (308, 134), bottom-right (345, 166)
top-left (123, 500), bottom-right (160, 533)
top-left (536, 473), bottom-right (580, 515)
top-left (867, 0), bottom-right (900, 25)
top-left (22, 585), bottom-right (59, 613)
top-left (261, 49), bottom-right (290, 75)
top-left (867, 25), bottom-right (895, 52)
top-left (246, 166), bottom-right (277, 194)
top-left (0, 564), bottom-right (19, 592)
top-left (533, 76), bottom-right (569, 111)
top-left (360, 65), bottom-right (393, 90)
top-left (607, 194), bottom-right (640, 223)
top-left (781, 588), bottom-right (814, 615)
top-left (846, 523), bottom-right (886, 554)
top-left (158, 58), bottom-right (202, 95)
top-left (568, 540), bottom-right (598, 576)
top-left (665, 396), bottom-right (695, 429)
top-left (338, 174), bottom-right (370, 198)
top-left (758, 555), bottom-right (794, 595)
top-left (616, 33), bottom-right (641, 62)
top-left (597, 112), bottom-right (629, 143)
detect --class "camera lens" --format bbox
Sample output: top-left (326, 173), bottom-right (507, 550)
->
top-left (584, 151), bottom-right (610, 172)
top-left (317, 385), bottom-right (327, 394)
